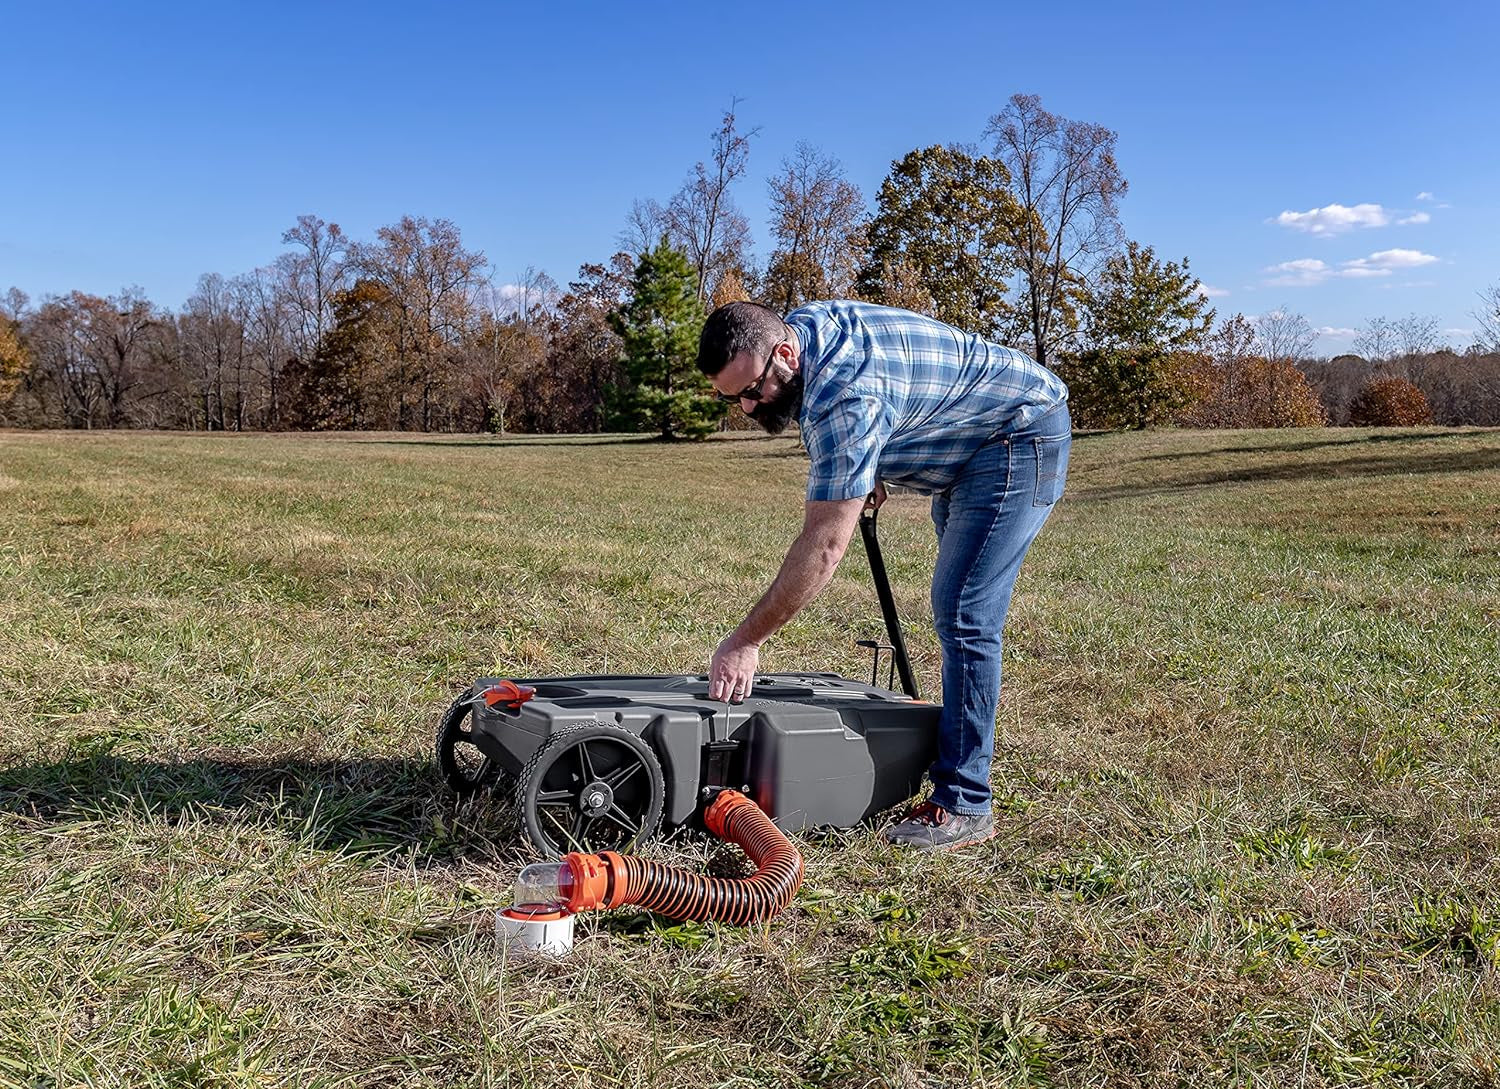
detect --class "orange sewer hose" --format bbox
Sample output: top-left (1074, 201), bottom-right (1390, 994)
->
top-left (559, 789), bottom-right (804, 924)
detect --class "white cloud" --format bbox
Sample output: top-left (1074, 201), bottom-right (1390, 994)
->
top-left (1273, 202), bottom-right (1390, 235)
top-left (1443, 327), bottom-right (1473, 338)
top-left (1263, 248), bottom-right (1440, 288)
top-left (1316, 326), bottom-right (1357, 338)
top-left (1342, 248), bottom-right (1440, 272)
top-left (1265, 258), bottom-right (1331, 286)
top-left (486, 282), bottom-right (544, 317)
top-left (1397, 212), bottom-right (1431, 225)
top-left (1191, 281), bottom-right (1230, 298)
top-left (1416, 191), bottom-right (1434, 201)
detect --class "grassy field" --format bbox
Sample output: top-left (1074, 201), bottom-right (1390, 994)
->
top-left (1, 425), bottom-right (1498, 1088)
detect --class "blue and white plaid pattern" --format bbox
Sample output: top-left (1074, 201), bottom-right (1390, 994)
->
top-left (785, 301), bottom-right (1069, 501)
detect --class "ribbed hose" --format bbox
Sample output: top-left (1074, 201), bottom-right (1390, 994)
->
top-left (564, 790), bottom-right (804, 924)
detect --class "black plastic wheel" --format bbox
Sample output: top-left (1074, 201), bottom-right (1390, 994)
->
top-left (434, 692), bottom-right (507, 797)
top-left (515, 724), bottom-right (664, 858)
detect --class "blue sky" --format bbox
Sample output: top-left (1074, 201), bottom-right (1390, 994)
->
top-left (3, 1), bottom-right (1497, 353)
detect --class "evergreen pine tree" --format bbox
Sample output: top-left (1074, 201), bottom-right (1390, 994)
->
top-left (606, 240), bottom-right (723, 440)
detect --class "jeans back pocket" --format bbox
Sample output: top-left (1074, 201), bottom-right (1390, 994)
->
top-left (1032, 435), bottom-right (1070, 507)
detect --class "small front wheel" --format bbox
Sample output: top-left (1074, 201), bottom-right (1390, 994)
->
top-left (434, 692), bottom-right (507, 797)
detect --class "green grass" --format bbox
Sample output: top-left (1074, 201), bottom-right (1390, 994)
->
top-left (1, 425), bottom-right (1497, 1087)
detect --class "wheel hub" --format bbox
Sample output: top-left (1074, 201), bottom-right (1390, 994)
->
top-left (580, 781), bottom-right (614, 815)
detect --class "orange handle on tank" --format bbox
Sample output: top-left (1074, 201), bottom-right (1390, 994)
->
top-left (479, 680), bottom-right (535, 711)
top-left (559, 790), bottom-right (803, 924)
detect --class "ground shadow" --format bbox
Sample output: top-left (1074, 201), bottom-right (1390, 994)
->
top-left (350, 435), bottom-right (659, 450)
top-left (0, 751), bottom-right (511, 865)
top-left (1075, 446), bottom-right (1500, 502)
top-left (1137, 429), bottom-right (1491, 463)
top-left (740, 444), bottom-right (809, 460)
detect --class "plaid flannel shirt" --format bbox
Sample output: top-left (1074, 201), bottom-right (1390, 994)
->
top-left (784, 301), bottom-right (1069, 501)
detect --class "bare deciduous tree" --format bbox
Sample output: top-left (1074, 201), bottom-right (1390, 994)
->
top-left (520, 254), bottom-right (633, 433)
top-left (1353, 316), bottom-right (1396, 361)
top-left (278, 215), bottom-right (348, 364)
top-left (620, 199), bottom-right (671, 260)
top-left (986, 93), bottom-right (1127, 366)
top-left (1393, 313), bottom-right (1439, 357)
top-left (1475, 283), bottom-right (1500, 351)
top-left (180, 273), bottom-right (248, 430)
top-left (2, 287), bottom-right (28, 322)
top-left (466, 267), bottom-right (558, 434)
top-left (764, 142), bottom-right (867, 311)
top-left (21, 291), bottom-right (158, 428)
top-left (236, 266), bottom-right (293, 428)
top-left (665, 104), bottom-right (757, 306)
top-left (1254, 307), bottom-right (1317, 363)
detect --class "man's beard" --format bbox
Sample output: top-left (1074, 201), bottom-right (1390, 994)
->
top-left (748, 369), bottom-right (804, 435)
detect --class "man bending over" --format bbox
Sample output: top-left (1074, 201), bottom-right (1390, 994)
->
top-left (698, 300), bottom-right (1071, 852)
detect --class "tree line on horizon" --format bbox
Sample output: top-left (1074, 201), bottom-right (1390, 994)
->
top-left (3, 94), bottom-right (1499, 437)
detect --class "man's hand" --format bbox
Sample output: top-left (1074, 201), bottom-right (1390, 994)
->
top-left (864, 481), bottom-right (888, 511)
top-left (709, 634), bottom-right (760, 703)
top-left (705, 495), bottom-right (865, 703)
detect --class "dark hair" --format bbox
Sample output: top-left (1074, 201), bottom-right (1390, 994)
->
top-left (696, 301), bottom-right (786, 376)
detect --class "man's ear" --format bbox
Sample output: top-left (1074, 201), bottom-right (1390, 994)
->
top-left (784, 323), bottom-right (806, 372)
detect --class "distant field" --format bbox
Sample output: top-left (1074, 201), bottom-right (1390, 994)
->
top-left (2, 426), bottom-right (1498, 1088)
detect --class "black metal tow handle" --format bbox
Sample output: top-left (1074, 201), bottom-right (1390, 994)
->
top-left (858, 508), bottom-right (920, 700)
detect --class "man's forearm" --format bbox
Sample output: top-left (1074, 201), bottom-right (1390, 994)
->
top-left (732, 528), bottom-right (848, 647)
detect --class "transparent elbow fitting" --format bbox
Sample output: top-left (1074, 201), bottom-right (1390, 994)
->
top-left (513, 861), bottom-right (575, 910)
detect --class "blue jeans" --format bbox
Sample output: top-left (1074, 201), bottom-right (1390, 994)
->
top-left (927, 404), bottom-right (1071, 815)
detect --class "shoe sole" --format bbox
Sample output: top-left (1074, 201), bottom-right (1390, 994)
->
top-left (884, 823), bottom-right (997, 852)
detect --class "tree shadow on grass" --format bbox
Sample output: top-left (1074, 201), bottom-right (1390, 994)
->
top-left (1136, 429), bottom-right (1492, 462)
top-left (0, 749), bottom-right (517, 865)
top-left (350, 435), bottom-right (659, 450)
top-left (1074, 446), bottom-right (1500, 502)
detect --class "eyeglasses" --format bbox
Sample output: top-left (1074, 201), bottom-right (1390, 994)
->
top-left (715, 339), bottom-right (786, 404)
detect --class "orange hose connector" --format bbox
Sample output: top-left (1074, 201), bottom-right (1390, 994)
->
top-left (560, 790), bottom-right (804, 924)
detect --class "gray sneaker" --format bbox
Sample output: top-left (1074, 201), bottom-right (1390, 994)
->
top-left (883, 800), bottom-right (996, 851)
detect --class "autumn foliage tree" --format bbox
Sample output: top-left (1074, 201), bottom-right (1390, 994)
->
top-left (1060, 242), bottom-right (1216, 428)
top-left (351, 216), bottom-right (486, 431)
top-left (1348, 377), bottom-right (1432, 426)
top-left (285, 279), bottom-right (397, 429)
top-left (17, 290), bottom-right (160, 428)
top-left (519, 256), bottom-right (632, 434)
top-left (1166, 312), bottom-right (1327, 428)
top-left (1177, 356), bottom-right (1328, 428)
top-left (0, 314), bottom-right (26, 414)
top-left (857, 145), bottom-right (1019, 339)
